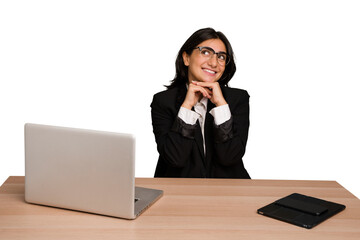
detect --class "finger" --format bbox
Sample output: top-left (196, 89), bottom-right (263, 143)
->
top-left (192, 81), bottom-right (215, 88)
top-left (193, 82), bottom-right (213, 94)
top-left (190, 83), bottom-right (214, 98)
top-left (204, 87), bottom-right (212, 96)
top-left (192, 86), bottom-right (211, 98)
top-left (201, 88), bottom-right (212, 99)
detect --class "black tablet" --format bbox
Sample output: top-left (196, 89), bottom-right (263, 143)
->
top-left (257, 193), bottom-right (346, 229)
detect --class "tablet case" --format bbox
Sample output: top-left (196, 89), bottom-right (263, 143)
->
top-left (257, 193), bottom-right (346, 229)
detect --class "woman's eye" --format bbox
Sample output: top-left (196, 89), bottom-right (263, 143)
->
top-left (218, 54), bottom-right (226, 61)
top-left (201, 50), bottom-right (211, 56)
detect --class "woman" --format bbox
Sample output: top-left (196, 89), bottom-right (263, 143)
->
top-left (151, 28), bottom-right (250, 178)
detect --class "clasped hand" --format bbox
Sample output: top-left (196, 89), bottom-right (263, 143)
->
top-left (181, 81), bottom-right (227, 110)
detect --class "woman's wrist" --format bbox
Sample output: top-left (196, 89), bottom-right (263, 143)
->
top-left (215, 99), bottom-right (227, 107)
top-left (181, 102), bottom-right (193, 110)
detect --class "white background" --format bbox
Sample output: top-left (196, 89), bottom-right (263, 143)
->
top-left (1, 1), bottom-right (359, 198)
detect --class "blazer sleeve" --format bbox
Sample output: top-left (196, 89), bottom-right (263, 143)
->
top-left (212, 90), bottom-right (250, 167)
top-left (151, 93), bottom-right (197, 168)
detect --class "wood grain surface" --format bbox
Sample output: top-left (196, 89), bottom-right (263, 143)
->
top-left (1, 176), bottom-right (359, 240)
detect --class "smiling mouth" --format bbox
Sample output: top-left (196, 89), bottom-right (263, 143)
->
top-left (203, 69), bottom-right (216, 75)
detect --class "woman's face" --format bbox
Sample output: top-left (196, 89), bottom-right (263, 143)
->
top-left (183, 38), bottom-right (227, 83)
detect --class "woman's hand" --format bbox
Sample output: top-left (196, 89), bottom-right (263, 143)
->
top-left (181, 81), bottom-right (212, 110)
top-left (192, 81), bottom-right (227, 107)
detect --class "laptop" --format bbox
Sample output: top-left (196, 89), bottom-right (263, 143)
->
top-left (24, 123), bottom-right (163, 219)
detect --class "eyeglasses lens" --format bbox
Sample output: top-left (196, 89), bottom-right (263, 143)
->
top-left (199, 47), bottom-right (228, 66)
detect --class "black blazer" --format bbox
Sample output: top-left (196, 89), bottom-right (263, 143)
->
top-left (151, 84), bottom-right (250, 178)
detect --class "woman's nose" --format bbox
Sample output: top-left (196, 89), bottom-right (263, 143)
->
top-left (207, 54), bottom-right (218, 67)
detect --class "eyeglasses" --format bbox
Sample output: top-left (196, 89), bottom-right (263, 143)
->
top-left (194, 46), bottom-right (230, 66)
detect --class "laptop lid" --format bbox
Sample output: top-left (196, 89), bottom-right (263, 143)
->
top-left (25, 123), bottom-right (162, 219)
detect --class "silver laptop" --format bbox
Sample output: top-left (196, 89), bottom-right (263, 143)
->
top-left (24, 123), bottom-right (163, 219)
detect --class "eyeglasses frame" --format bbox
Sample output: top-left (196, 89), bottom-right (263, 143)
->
top-left (194, 46), bottom-right (230, 66)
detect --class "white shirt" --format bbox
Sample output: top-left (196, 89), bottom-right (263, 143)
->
top-left (178, 97), bottom-right (231, 153)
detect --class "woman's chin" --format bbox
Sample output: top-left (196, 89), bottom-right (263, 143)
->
top-left (202, 79), bottom-right (218, 83)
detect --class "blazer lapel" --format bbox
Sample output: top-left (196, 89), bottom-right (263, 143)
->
top-left (175, 85), bottom-right (187, 110)
top-left (175, 84), bottom-right (205, 160)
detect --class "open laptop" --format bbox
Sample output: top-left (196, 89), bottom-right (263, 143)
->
top-left (24, 123), bottom-right (163, 219)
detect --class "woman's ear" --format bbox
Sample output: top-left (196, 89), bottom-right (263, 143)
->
top-left (182, 51), bottom-right (190, 66)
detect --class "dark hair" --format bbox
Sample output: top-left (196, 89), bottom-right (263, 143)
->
top-left (166, 28), bottom-right (236, 89)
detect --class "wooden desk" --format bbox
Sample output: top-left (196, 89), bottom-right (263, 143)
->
top-left (1, 176), bottom-right (359, 239)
